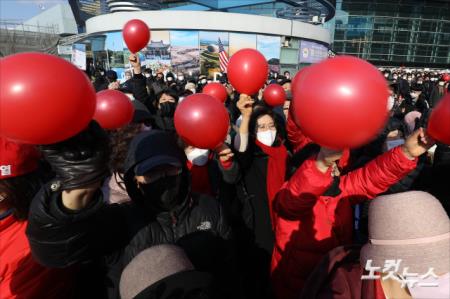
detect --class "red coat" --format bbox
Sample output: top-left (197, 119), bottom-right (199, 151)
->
top-left (270, 146), bottom-right (417, 299)
top-left (0, 214), bottom-right (73, 299)
top-left (287, 109), bottom-right (312, 153)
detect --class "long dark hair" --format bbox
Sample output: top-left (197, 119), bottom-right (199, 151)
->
top-left (0, 171), bottom-right (43, 220)
top-left (248, 105), bottom-right (282, 142)
top-left (109, 123), bottom-right (143, 189)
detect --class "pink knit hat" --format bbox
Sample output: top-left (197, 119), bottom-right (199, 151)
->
top-left (361, 191), bottom-right (449, 274)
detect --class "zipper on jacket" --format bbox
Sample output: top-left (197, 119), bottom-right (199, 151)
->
top-left (171, 212), bottom-right (178, 241)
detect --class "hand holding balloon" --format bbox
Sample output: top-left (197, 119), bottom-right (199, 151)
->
top-left (214, 143), bottom-right (234, 163)
top-left (401, 128), bottom-right (435, 159)
top-left (129, 53), bottom-right (141, 74)
top-left (236, 94), bottom-right (254, 118)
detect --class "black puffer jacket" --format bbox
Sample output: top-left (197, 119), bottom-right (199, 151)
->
top-left (26, 131), bottom-right (233, 299)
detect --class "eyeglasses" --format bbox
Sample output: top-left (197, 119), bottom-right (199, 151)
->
top-left (257, 123), bottom-right (276, 131)
top-left (141, 167), bottom-right (182, 184)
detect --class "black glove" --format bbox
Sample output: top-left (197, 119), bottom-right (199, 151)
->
top-left (39, 121), bottom-right (110, 191)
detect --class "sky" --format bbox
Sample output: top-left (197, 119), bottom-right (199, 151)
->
top-left (170, 31), bottom-right (199, 47)
top-left (0, 0), bottom-right (67, 21)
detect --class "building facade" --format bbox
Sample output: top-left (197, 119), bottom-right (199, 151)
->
top-left (69, 1), bottom-right (335, 79)
top-left (332, 0), bottom-right (450, 67)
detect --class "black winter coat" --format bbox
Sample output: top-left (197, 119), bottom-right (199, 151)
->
top-left (26, 131), bottom-right (235, 299)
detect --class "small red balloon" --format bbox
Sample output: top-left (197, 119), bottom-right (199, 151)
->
top-left (293, 56), bottom-right (389, 149)
top-left (202, 83), bottom-right (228, 103)
top-left (291, 67), bottom-right (309, 96)
top-left (123, 19), bottom-right (150, 53)
top-left (442, 73), bottom-right (450, 82)
top-left (174, 94), bottom-right (230, 149)
top-left (0, 52), bottom-right (96, 144)
top-left (94, 90), bottom-right (135, 130)
top-left (228, 48), bottom-right (268, 95)
top-left (263, 84), bottom-right (286, 106)
top-left (428, 94), bottom-right (450, 145)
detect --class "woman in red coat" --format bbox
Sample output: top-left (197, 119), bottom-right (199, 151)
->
top-left (0, 137), bottom-right (73, 299)
top-left (270, 128), bottom-right (433, 299)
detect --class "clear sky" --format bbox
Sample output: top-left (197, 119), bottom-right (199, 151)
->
top-left (0, 0), bottom-right (67, 22)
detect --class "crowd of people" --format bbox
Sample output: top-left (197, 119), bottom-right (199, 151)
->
top-left (1, 53), bottom-right (449, 299)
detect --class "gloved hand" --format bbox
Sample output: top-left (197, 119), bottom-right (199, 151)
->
top-left (39, 121), bottom-right (110, 191)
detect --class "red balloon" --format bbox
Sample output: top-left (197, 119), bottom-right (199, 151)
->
top-left (428, 94), bottom-right (450, 145)
top-left (123, 19), bottom-right (150, 53)
top-left (442, 73), bottom-right (450, 82)
top-left (0, 52), bottom-right (96, 144)
top-left (174, 94), bottom-right (230, 149)
top-left (293, 56), bottom-right (389, 149)
top-left (202, 83), bottom-right (228, 103)
top-left (263, 84), bottom-right (286, 106)
top-left (291, 67), bottom-right (309, 96)
top-left (228, 48), bottom-right (268, 95)
top-left (94, 90), bottom-right (135, 130)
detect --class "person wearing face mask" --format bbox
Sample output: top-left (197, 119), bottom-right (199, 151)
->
top-left (182, 143), bottom-right (239, 197)
top-left (150, 71), bottom-right (166, 96)
top-left (102, 101), bottom-right (153, 205)
top-left (283, 71), bottom-right (291, 80)
top-left (196, 75), bottom-right (208, 93)
top-left (233, 95), bottom-right (289, 299)
top-left (150, 90), bottom-right (179, 132)
top-left (271, 127), bottom-right (434, 299)
top-left (26, 127), bottom-right (237, 299)
top-left (300, 191), bottom-right (449, 299)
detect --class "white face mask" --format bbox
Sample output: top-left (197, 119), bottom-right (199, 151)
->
top-left (387, 95), bottom-right (395, 111)
top-left (125, 76), bottom-right (132, 81)
top-left (201, 79), bottom-right (207, 84)
top-left (125, 93), bottom-right (135, 101)
top-left (186, 148), bottom-right (210, 166)
top-left (167, 77), bottom-right (173, 82)
top-left (408, 273), bottom-right (450, 299)
top-left (257, 130), bottom-right (276, 146)
top-left (144, 73), bottom-right (151, 78)
top-left (178, 76), bottom-right (184, 81)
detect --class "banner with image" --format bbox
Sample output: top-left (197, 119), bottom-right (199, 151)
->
top-left (257, 35), bottom-right (281, 73)
top-left (229, 33), bottom-right (257, 56)
top-left (199, 31), bottom-right (229, 77)
top-left (71, 43), bottom-right (86, 70)
top-left (170, 30), bottom-right (200, 76)
top-left (299, 40), bottom-right (328, 64)
top-left (142, 31), bottom-right (172, 73)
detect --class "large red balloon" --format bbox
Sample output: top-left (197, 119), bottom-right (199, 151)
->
top-left (227, 48), bottom-right (268, 95)
top-left (123, 19), bottom-right (150, 53)
top-left (428, 94), bottom-right (450, 145)
top-left (292, 56), bottom-right (389, 149)
top-left (202, 83), bottom-right (228, 103)
top-left (174, 94), bottom-right (229, 149)
top-left (0, 52), bottom-right (96, 144)
top-left (291, 67), bottom-right (309, 96)
top-left (263, 84), bottom-right (286, 106)
top-left (94, 90), bottom-right (135, 130)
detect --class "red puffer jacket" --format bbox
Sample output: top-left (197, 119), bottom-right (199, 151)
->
top-left (287, 109), bottom-right (313, 153)
top-left (270, 146), bottom-right (417, 299)
top-left (0, 214), bottom-right (73, 299)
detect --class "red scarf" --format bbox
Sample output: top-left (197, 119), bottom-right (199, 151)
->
top-left (186, 158), bottom-right (213, 196)
top-left (255, 139), bottom-right (288, 223)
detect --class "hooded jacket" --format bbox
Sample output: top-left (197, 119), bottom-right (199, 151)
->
top-left (270, 146), bottom-right (417, 299)
top-left (26, 131), bottom-right (233, 299)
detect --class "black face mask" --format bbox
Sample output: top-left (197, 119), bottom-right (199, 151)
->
top-left (139, 175), bottom-right (182, 212)
top-left (159, 102), bottom-right (177, 117)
